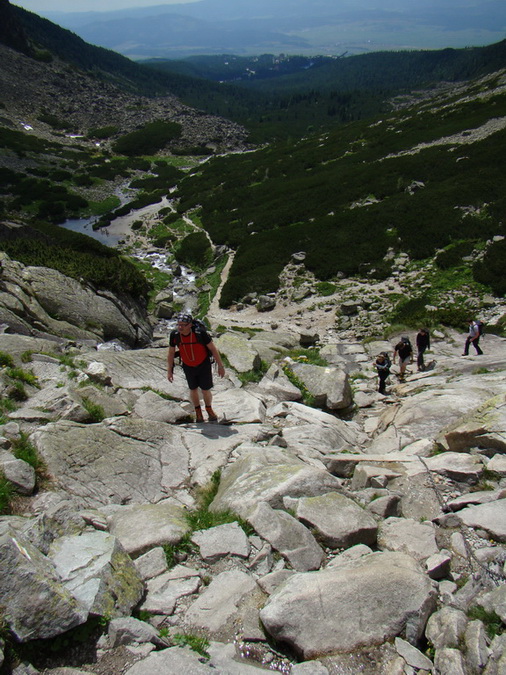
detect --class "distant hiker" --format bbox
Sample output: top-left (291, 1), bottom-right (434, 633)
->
top-left (167, 312), bottom-right (225, 422)
top-left (416, 328), bottom-right (430, 371)
top-left (393, 336), bottom-right (413, 380)
top-left (462, 319), bottom-right (483, 356)
top-left (375, 352), bottom-right (391, 395)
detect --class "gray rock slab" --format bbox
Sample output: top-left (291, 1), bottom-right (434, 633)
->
top-left (30, 417), bottom-right (189, 508)
top-left (83, 348), bottom-right (233, 400)
top-left (474, 584), bottom-right (506, 622)
top-left (0, 451), bottom-right (35, 495)
top-left (465, 620), bottom-right (490, 674)
top-left (210, 389), bottom-right (266, 424)
top-left (248, 502), bottom-right (324, 571)
top-left (209, 446), bottom-right (342, 519)
top-left (369, 377), bottom-right (503, 452)
top-left (0, 529), bottom-right (87, 641)
top-left (74, 385), bottom-right (129, 419)
top-left (108, 616), bottom-right (160, 647)
top-left (17, 385), bottom-right (89, 423)
top-left (107, 501), bottom-right (190, 556)
top-left (140, 565), bottom-right (201, 614)
top-left (326, 544), bottom-right (374, 568)
top-left (395, 637), bottom-right (433, 670)
top-left (419, 451), bottom-right (484, 484)
top-left (447, 489), bottom-right (506, 511)
top-left (185, 570), bottom-right (257, 632)
top-left (257, 570), bottom-right (295, 595)
top-left (425, 607), bottom-right (468, 650)
top-left (260, 551), bottom-right (437, 659)
top-left (132, 390), bottom-right (190, 423)
top-left (184, 423), bottom-right (262, 487)
top-left (255, 363), bottom-right (302, 402)
top-left (487, 454), bottom-right (506, 475)
top-left (453, 498), bottom-right (506, 542)
top-left (48, 531), bottom-right (144, 618)
top-left (25, 263), bottom-right (151, 345)
top-left (351, 464), bottom-right (403, 490)
top-left (292, 492), bottom-right (378, 549)
top-left (0, 334), bottom-right (64, 364)
top-left (215, 332), bottom-right (261, 372)
top-left (377, 517), bottom-right (439, 562)
top-left (434, 647), bottom-right (466, 675)
top-left (134, 547), bottom-right (168, 581)
top-left (282, 422), bottom-right (363, 462)
top-left (123, 646), bottom-right (222, 675)
top-left (191, 522), bottom-right (250, 562)
top-left (440, 393), bottom-right (506, 454)
top-left (289, 362), bottom-right (353, 410)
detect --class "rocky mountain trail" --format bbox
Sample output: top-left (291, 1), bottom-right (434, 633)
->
top-left (0, 274), bottom-right (505, 674)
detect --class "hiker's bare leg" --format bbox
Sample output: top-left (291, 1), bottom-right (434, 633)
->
top-left (202, 389), bottom-right (213, 407)
top-left (190, 389), bottom-right (201, 407)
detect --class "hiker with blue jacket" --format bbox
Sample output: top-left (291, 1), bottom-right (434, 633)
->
top-left (167, 312), bottom-right (225, 423)
top-left (462, 319), bottom-right (483, 356)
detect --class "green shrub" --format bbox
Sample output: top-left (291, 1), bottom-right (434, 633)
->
top-left (112, 120), bottom-right (182, 156)
top-left (172, 633), bottom-right (209, 657)
top-left (473, 238), bottom-right (506, 296)
top-left (11, 433), bottom-right (42, 471)
top-left (175, 231), bottom-right (213, 270)
top-left (81, 398), bottom-right (105, 423)
top-left (316, 281), bottom-right (337, 296)
top-left (0, 352), bottom-right (14, 368)
top-left (435, 241), bottom-right (476, 269)
top-left (87, 126), bottom-right (119, 139)
top-left (0, 472), bottom-right (13, 514)
top-left (5, 367), bottom-right (38, 387)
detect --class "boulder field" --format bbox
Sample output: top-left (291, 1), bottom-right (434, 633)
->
top-left (0, 302), bottom-right (505, 674)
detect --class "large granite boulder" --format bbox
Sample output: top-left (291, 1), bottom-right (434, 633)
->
top-left (209, 446), bottom-right (342, 519)
top-left (0, 252), bottom-right (151, 346)
top-left (260, 552), bottom-right (437, 659)
top-left (48, 531), bottom-right (144, 618)
top-left (0, 528), bottom-right (88, 641)
top-left (288, 362), bottom-right (353, 410)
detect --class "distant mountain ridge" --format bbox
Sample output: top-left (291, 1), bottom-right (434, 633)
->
top-left (42, 0), bottom-right (506, 58)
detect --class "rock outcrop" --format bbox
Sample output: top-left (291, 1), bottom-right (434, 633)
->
top-left (0, 325), bottom-right (505, 674)
top-left (0, 252), bottom-right (152, 346)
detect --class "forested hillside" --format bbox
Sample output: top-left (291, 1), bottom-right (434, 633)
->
top-left (173, 68), bottom-right (506, 320)
top-left (11, 2), bottom-right (506, 142)
top-left (1, 3), bottom-right (505, 336)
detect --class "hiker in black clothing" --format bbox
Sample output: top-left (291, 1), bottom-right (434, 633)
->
top-left (393, 336), bottom-right (413, 380)
top-left (375, 352), bottom-right (391, 394)
top-left (462, 319), bottom-right (483, 356)
top-left (416, 328), bottom-right (430, 372)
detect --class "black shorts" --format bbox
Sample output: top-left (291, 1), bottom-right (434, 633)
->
top-left (182, 357), bottom-right (213, 391)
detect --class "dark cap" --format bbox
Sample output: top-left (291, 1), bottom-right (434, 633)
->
top-left (176, 312), bottom-right (193, 324)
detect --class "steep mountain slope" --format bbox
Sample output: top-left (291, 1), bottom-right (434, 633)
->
top-left (174, 67), bottom-right (506, 328)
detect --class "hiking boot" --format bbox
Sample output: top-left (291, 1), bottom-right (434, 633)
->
top-left (195, 407), bottom-right (204, 423)
top-left (205, 406), bottom-right (218, 422)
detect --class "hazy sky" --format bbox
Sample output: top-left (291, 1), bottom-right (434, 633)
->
top-left (13, 0), bottom-right (198, 12)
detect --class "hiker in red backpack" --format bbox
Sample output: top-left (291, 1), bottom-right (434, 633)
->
top-left (462, 319), bottom-right (483, 356)
top-left (167, 312), bottom-right (225, 422)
